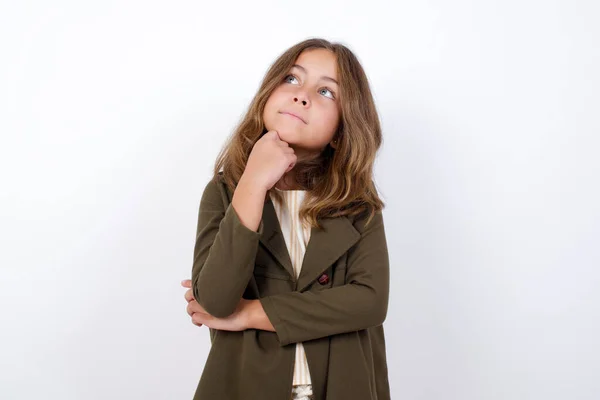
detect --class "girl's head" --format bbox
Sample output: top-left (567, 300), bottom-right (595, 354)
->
top-left (213, 37), bottom-right (384, 228)
top-left (262, 47), bottom-right (341, 161)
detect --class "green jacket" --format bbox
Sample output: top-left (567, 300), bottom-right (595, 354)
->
top-left (191, 172), bottom-right (391, 400)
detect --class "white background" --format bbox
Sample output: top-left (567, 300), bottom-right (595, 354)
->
top-left (1, 1), bottom-right (599, 399)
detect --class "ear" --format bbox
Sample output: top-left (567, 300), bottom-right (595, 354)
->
top-left (330, 138), bottom-right (338, 149)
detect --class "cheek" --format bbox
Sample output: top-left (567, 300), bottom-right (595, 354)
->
top-left (263, 91), bottom-right (285, 117)
top-left (315, 104), bottom-right (340, 131)
top-left (262, 97), bottom-right (276, 126)
top-left (266, 89), bottom-right (286, 106)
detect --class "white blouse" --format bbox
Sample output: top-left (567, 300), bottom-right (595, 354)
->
top-left (270, 187), bottom-right (312, 385)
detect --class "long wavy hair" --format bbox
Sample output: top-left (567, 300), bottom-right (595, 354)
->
top-left (211, 37), bottom-right (385, 229)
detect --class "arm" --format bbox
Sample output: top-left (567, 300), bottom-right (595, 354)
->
top-left (191, 175), bottom-right (267, 318)
top-left (255, 210), bottom-right (390, 346)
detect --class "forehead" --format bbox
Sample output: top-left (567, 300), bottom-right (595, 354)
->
top-left (293, 49), bottom-right (338, 80)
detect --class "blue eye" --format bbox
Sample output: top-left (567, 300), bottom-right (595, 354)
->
top-left (284, 74), bottom-right (336, 100)
top-left (319, 88), bottom-right (335, 99)
top-left (284, 74), bottom-right (298, 84)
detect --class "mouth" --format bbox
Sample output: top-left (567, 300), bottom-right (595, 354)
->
top-left (279, 111), bottom-right (306, 124)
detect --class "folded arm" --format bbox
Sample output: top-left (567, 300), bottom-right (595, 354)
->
top-left (257, 210), bottom-right (390, 346)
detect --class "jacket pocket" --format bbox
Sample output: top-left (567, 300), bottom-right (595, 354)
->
top-left (253, 263), bottom-right (294, 297)
top-left (253, 263), bottom-right (291, 281)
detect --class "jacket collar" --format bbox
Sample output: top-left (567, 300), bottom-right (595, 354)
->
top-left (259, 194), bottom-right (361, 292)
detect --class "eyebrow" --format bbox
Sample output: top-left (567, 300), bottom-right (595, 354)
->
top-left (291, 64), bottom-right (339, 86)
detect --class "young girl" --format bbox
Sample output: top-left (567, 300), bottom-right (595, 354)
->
top-left (181, 37), bottom-right (390, 400)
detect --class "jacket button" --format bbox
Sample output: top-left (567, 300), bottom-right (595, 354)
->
top-left (318, 273), bottom-right (329, 285)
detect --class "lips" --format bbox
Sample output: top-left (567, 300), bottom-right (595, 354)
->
top-left (279, 111), bottom-right (306, 124)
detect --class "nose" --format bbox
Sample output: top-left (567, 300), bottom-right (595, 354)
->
top-left (293, 92), bottom-right (309, 107)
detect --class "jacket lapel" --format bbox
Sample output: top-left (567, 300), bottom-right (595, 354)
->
top-left (258, 194), bottom-right (361, 292)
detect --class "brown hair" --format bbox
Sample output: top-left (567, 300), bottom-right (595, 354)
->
top-left (211, 37), bottom-right (385, 229)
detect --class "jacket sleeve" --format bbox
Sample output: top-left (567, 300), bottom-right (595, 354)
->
top-left (258, 210), bottom-right (390, 346)
top-left (191, 177), bottom-right (265, 318)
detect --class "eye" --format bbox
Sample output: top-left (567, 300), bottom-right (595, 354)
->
top-left (319, 87), bottom-right (335, 99)
top-left (284, 74), bottom-right (299, 84)
top-left (284, 74), bottom-right (336, 100)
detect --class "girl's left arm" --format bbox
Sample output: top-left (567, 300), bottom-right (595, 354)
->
top-left (248, 210), bottom-right (390, 346)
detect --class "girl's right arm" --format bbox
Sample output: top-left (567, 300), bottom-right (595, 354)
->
top-left (191, 177), bottom-right (265, 319)
top-left (191, 130), bottom-right (297, 318)
top-left (230, 174), bottom-right (268, 233)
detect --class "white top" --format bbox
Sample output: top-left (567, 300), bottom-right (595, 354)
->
top-left (270, 187), bottom-right (312, 385)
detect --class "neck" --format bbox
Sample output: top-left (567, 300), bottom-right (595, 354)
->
top-left (274, 144), bottom-right (326, 190)
top-left (275, 171), bottom-right (301, 190)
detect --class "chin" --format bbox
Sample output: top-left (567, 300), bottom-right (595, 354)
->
top-left (271, 126), bottom-right (302, 143)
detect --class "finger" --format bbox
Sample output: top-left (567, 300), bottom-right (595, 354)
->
top-left (192, 313), bottom-right (209, 326)
top-left (191, 315), bottom-right (203, 327)
top-left (187, 301), bottom-right (203, 317)
top-left (285, 157), bottom-right (297, 173)
top-left (187, 299), bottom-right (207, 315)
top-left (269, 131), bottom-right (283, 142)
top-left (184, 288), bottom-right (195, 302)
top-left (181, 279), bottom-right (192, 288)
top-left (187, 300), bottom-right (202, 316)
top-left (269, 130), bottom-right (279, 139)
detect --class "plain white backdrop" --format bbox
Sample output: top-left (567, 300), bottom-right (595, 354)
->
top-left (1, 1), bottom-right (599, 399)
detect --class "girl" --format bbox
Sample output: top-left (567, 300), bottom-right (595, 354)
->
top-left (181, 37), bottom-right (391, 400)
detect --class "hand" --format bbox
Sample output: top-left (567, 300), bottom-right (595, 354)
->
top-left (244, 130), bottom-right (297, 191)
top-left (181, 279), bottom-right (252, 331)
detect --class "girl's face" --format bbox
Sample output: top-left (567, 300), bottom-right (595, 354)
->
top-left (263, 49), bottom-right (341, 159)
